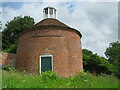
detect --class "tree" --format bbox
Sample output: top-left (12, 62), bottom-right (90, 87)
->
top-left (0, 21), bottom-right (2, 30)
top-left (0, 31), bottom-right (1, 51)
top-left (105, 41), bottom-right (120, 78)
top-left (2, 16), bottom-right (35, 53)
top-left (105, 41), bottom-right (120, 65)
top-left (82, 49), bottom-right (117, 75)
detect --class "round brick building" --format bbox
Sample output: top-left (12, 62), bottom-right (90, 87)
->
top-left (16, 7), bottom-right (83, 77)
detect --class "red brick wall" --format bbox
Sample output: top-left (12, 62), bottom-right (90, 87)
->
top-left (0, 52), bottom-right (16, 67)
top-left (16, 29), bottom-right (83, 77)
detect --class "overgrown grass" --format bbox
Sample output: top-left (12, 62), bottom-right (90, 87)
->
top-left (2, 70), bottom-right (119, 88)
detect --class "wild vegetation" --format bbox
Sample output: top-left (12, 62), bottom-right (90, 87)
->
top-left (1, 70), bottom-right (119, 88)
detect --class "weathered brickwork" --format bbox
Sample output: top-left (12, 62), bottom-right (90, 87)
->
top-left (16, 18), bottom-right (83, 77)
top-left (0, 53), bottom-right (16, 67)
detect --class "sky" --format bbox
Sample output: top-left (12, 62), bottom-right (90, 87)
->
top-left (0, 0), bottom-right (119, 57)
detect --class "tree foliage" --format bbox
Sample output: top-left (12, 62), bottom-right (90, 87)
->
top-left (2, 16), bottom-right (35, 53)
top-left (3, 44), bottom-right (17, 53)
top-left (105, 41), bottom-right (120, 65)
top-left (82, 49), bottom-right (117, 75)
top-left (0, 31), bottom-right (1, 51)
top-left (0, 21), bottom-right (2, 30)
top-left (105, 41), bottom-right (120, 78)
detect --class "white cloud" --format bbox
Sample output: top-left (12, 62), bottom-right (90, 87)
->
top-left (1, 0), bottom-right (119, 2)
top-left (1, 2), bottom-right (118, 57)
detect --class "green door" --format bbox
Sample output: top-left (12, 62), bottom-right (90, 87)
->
top-left (41, 57), bottom-right (52, 72)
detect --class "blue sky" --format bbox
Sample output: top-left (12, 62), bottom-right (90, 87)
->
top-left (2, 2), bottom-right (77, 14)
top-left (1, 1), bottom-right (118, 57)
top-left (2, 2), bottom-right (24, 9)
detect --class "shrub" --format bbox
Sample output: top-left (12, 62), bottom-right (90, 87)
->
top-left (2, 66), bottom-right (10, 71)
top-left (2, 65), bottom-right (19, 72)
top-left (2, 44), bottom-right (17, 54)
top-left (41, 71), bottom-right (58, 80)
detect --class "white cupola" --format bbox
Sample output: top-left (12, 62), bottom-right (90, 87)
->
top-left (43, 6), bottom-right (57, 19)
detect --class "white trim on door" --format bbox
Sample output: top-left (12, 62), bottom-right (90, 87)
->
top-left (39, 54), bottom-right (53, 73)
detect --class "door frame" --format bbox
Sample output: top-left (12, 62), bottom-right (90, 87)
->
top-left (39, 54), bottom-right (53, 73)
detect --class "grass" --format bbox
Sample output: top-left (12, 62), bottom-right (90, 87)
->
top-left (1, 70), bottom-right (119, 88)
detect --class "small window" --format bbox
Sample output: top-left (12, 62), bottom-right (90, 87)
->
top-left (45, 8), bottom-right (48, 14)
top-left (49, 8), bottom-right (53, 15)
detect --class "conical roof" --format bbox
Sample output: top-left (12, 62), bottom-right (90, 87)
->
top-left (34, 18), bottom-right (82, 38)
top-left (35, 18), bottom-right (69, 28)
top-left (20, 18), bottom-right (82, 38)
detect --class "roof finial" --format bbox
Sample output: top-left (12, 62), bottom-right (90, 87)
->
top-left (43, 6), bottom-right (57, 19)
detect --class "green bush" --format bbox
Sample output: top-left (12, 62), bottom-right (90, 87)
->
top-left (2, 44), bottom-right (17, 53)
top-left (41, 71), bottom-right (58, 80)
top-left (2, 66), bottom-right (10, 71)
top-left (2, 66), bottom-right (19, 72)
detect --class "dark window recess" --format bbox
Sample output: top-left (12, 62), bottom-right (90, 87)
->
top-left (45, 8), bottom-right (48, 14)
top-left (41, 57), bottom-right (52, 72)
